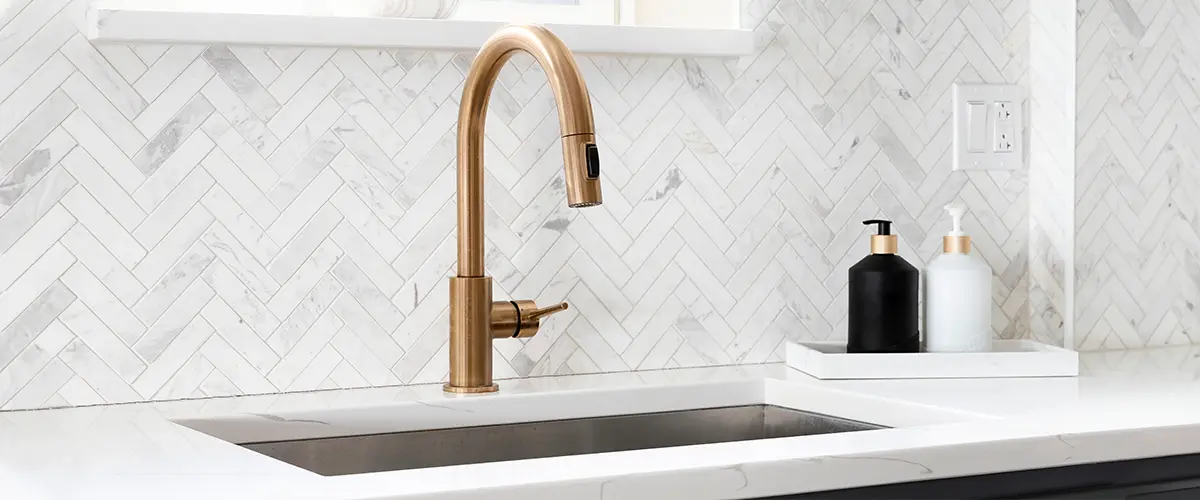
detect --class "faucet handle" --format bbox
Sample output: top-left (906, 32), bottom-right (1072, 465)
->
top-left (527, 302), bottom-right (568, 321)
top-left (490, 300), bottom-right (569, 339)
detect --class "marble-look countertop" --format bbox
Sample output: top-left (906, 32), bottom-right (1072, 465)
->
top-left (5, 345), bottom-right (1200, 499)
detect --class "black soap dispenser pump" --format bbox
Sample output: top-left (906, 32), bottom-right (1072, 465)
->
top-left (848, 220), bottom-right (919, 354)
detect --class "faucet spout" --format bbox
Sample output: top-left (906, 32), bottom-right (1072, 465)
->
top-left (447, 25), bottom-right (602, 394)
top-left (457, 24), bottom-right (603, 278)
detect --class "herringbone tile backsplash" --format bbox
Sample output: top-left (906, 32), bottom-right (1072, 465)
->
top-left (1075, 0), bottom-right (1200, 349)
top-left (0, 0), bottom-right (1035, 410)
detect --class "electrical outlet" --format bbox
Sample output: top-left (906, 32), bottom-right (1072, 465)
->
top-left (994, 101), bottom-right (1014, 122)
top-left (952, 84), bottom-right (1023, 170)
top-left (995, 127), bottom-right (1014, 152)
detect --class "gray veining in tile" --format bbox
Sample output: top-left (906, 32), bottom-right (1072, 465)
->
top-left (0, 91), bottom-right (75, 179)
top-left (0, 281), bottom-right (74, 372)
top-left (132, 95), bottom-right (215, 175)
top-left (0, 166), bottom-right (75, 253)
top-left (203, 46), bottom-right (282, 121)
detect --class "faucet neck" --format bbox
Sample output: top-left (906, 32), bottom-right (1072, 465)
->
top-left (455, 25), bottom-right (598, 277)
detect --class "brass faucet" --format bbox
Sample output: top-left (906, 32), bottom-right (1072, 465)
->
top-left (446, 25), bottom-right (603, 394)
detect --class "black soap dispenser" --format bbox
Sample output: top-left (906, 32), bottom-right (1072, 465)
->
top-left (848, 220), bottom-right (919, 354)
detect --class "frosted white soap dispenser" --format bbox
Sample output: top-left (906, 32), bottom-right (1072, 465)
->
top-left (924, 204), bottom-right (993, 353)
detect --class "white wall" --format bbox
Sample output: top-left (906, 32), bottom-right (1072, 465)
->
top-left (636, 0), bottom-right (736, 28)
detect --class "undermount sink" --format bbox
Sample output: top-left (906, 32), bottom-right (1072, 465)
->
top-left (238, 405), bottom-right (883, 476)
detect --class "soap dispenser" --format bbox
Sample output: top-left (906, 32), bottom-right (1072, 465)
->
top-left (848, 220), bottom-right (919, 354)
top-left (924, 204), bottom-right (992, 353)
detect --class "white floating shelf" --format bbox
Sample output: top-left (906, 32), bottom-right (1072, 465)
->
top-left (87, 3), bottom-right (755, 57)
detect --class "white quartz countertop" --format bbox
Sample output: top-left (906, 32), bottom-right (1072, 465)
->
top-left (7, 345), bottom-right (1200, 499)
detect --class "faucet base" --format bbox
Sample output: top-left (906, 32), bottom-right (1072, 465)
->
top-left (443, 383), bottom-right (499, 394)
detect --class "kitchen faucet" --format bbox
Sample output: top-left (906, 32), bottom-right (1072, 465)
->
top-left (446, 25), bottom-right (603, 393)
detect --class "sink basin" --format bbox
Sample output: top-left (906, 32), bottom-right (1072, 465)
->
top-left (239, 404), bottom-right (882, 476)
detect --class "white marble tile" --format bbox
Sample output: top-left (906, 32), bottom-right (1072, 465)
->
top-left (132, 94), bottom-right (214, 175)
top-left (268, 48), bottom-right (335, 103)
top-left (288, 343), bottom-right (342, 391)
top-left (267, 239), bottom-right (342, 319)
top-left (59, 148), bottom-right (145, 230)
top-left (267, 63), bottom-right (342, 141)
top-left (202, 223), bottom-right (280, 302)
top-left (198, 334), bottom-right (275, 394)
top-left (331, 80), bottom-right (404, 158)
top-left (201, 298), bottom-right (279, 373)
top-left (58, 225), bottom-right (145, 307)
top-left (150, 348), bottom-right (213, 400)
top-left (131, 127), bottom-right (214, 211)
top-left (270, 131), bottom-right (343, 210)
top-left (327, 146), bottom-right (403, 226)
top-left (330, 221), bottom-right (402, 297)
top-left (61, 110), bottom-right (143, 192)
top-left (328, 326), bottom-right (401, 386)
top-left (133, 316), bottom-right (212, 398)
top-left (200, 144), bottom-right (279, 227)
top-left (329, 186), bottom-right (402, 262)
top-left (58, 301), bottom-right (145, 382)
top-left (57, 338), bottom-right (140, 404)
top-left (331, 258), bottom-right (403, 333)
top-left (0, 319), bottom-right (72, 408)
top-left (0, 242), bottom-right (74, 333)
top-left (132, 167), bottom-right (213, 247)
top-left (59, 35), bottom-right (145, 120)
top-left (203, 46), bottom-right (280, 121)
top-left (133, 279), bottom-right (213, 363)
top-left (133, 241), bottom-right (214, 325)
top-left (330, 49), bottom-right (404, 123)
top-left (200, 186), bottom-right (279, 265)
top-left (132, 44), bottom-right (204, 102)
top-left (0, 205), bottom-right (73, 291)
top-left (267, 272), bottom-right (342, 356)
top-left (0, 279), bottom-right (73, 373)
top-left (0, 9), bottom-right (73, 101)
top-left (0, 0), bottom-right (70, 63)
top-left (267, 167), bottom-right (342, 245)
top-left (0, 90), bottom-right (74, 181)
top-left (391, 310), bottom-right (446, 383)
top-left (227, 47), bottom-right (280, 87)
top-left (0, 128), bottom-right (72, 222)
top-left (200, 260), bottom-right (279, 336)
top-left (59, 263), bottom-right (145, 346)
top-left (0, 53), bottom-right (72, 141)
top-left (0, 0), bottom-right (1046, 410)
top-left (52, 374), bottom-right (104, 407)
top-left (275, 105), bottom-right (347, 187)
top-left (268, 204), bottom-right (342, 283)
top-left (60, 72), bottom-right (145, 156)
top-left (201, 112), bottom-right (279, 191)
top-left (131, 204), bottom-right (212, 289)
top-left (331, 292), bottom-right (404, 367)
top-left (267, 308), bottom-right (342, 389)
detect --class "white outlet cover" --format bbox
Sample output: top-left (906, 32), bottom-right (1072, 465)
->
top-left (952, 83), bottom-right (1024, 171)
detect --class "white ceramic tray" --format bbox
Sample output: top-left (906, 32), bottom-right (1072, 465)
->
top-left (786, 340), bottom-right (1079, 379)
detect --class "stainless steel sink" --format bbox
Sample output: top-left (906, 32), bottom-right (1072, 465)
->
top-left (240, 405), bottom-right (883, 476)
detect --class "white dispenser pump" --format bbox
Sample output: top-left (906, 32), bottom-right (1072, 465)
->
top-left (946, 204), bottom-right (965, 236)
top-left (924, 202), bottom-right (991, 352)
top-left (941, 203), bottom-right (971, 254)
